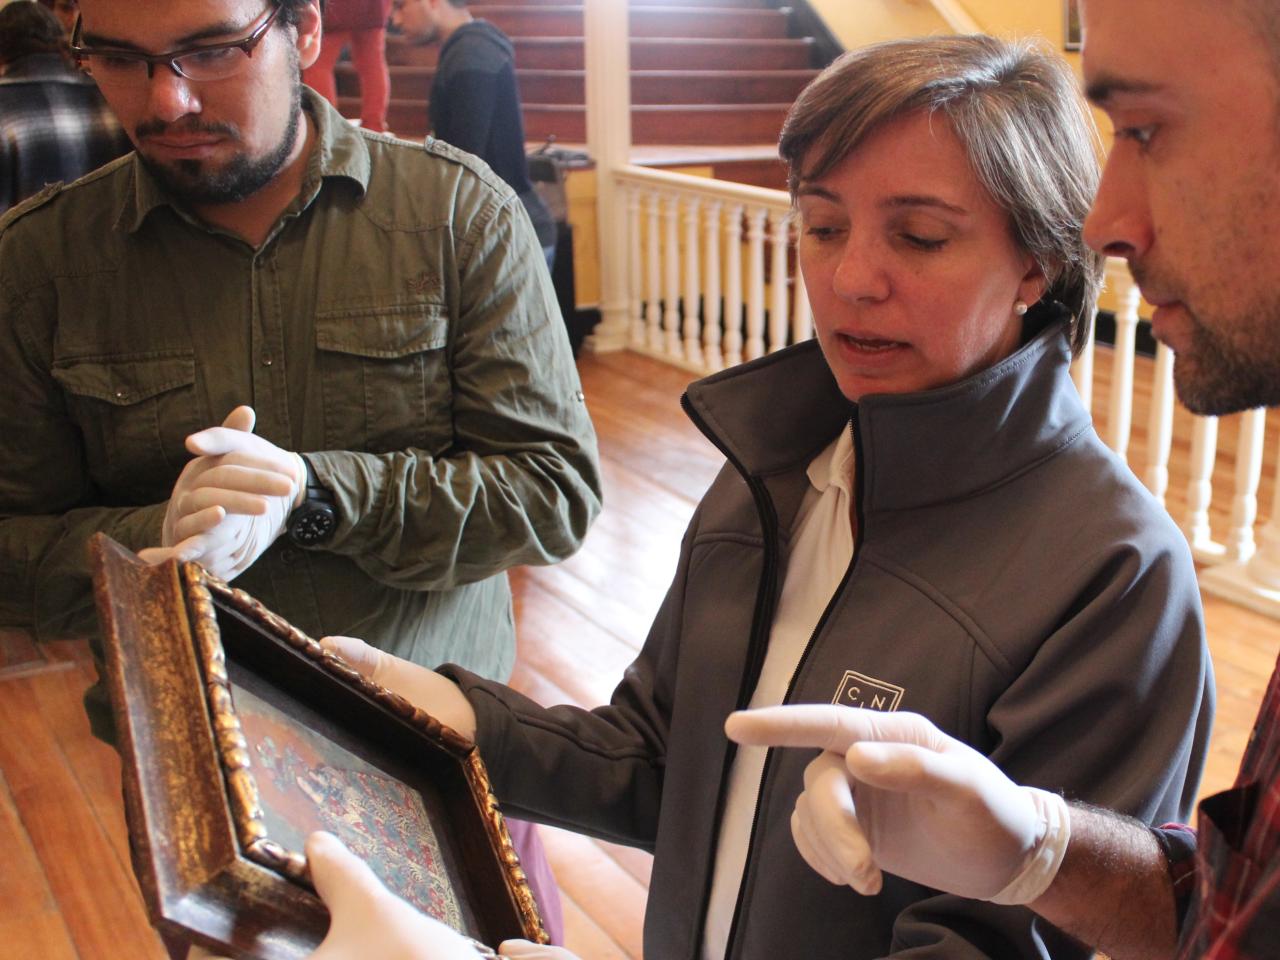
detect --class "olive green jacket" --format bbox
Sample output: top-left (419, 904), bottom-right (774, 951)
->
top-left (0, 90), bottom-right (601, 737)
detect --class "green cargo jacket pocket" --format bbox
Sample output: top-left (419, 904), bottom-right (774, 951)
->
top-left (51, 351), bottom-right (202, 502)
top-left (314, 303), bottom-right (452, 455)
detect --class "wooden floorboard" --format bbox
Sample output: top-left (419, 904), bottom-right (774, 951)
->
top-left (2, 346), bottom-right (1277, 960)
top-left (0, 770), bottom-right (81, 960)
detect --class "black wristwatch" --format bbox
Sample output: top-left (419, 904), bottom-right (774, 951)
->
top-left (286, 456), bottom-right (337, 547)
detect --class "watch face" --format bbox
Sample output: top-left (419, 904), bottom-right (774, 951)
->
top-left (290, 504), bottom-right (337, 546)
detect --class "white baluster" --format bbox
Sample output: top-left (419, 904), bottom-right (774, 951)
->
top-left (645, 191), bottom-right (662, 352)
top-left (702, 201), bottom-right (724, 372)
top-left (663, 193), bottom-right (682, 360)
top-left (768, 209), bottom-right (790, 353)
top-left (1107, 279), bottom-right (1140, 457)
top-left (1246, 430), bottom-right (1280, 592)
top-left (1224, 408), bottom-right (1267, 563)
top-left (627, 187), bottom-right (644, 346)
top-left (1072, 309), bottom-right (1096, 410)
top-left (683, 196), bottom-right (704, 369)
top-left (723, 203), bottom-right (744, 368)
top-left (745, 206), bottom-right (768, 361)
top-left (1183, 416), bottom-right (1224, 562)
top-left (792, 264), bottom-right (812, 343)
top-left (1142, 342), bottom-right (1176, 505)
top-left (1199, 409), bottom-right (1280, 617)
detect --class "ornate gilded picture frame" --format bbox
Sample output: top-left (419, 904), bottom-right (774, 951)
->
top-left (90, 534), bottom-right (545, 960)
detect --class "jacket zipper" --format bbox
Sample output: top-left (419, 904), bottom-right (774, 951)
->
top-left (721, 413), bottom-right (866, 959)
top-left (680, 393), bottom-right (785, 960)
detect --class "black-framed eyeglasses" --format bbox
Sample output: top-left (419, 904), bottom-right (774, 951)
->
top-left (70, 3), bottom-right (281, 85)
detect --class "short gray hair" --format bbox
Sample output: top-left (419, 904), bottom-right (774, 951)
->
top-left (779, 35), bottom-right (1103, 354)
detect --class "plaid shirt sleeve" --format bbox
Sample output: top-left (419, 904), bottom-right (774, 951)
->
top-left (0, 68), bottom-right (130, 215)
top-left (1176, 651), bottom-right (1280, 960)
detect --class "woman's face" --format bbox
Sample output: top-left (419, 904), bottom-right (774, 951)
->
top-left (797, 109), bottom-right (1045, 402)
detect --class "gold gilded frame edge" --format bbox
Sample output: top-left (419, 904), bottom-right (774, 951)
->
top-left (182, 563), bottom-right (548, 945)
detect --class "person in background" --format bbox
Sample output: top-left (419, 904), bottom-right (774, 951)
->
top-left (308, 33), bottom-right (1213, 960)
top-left (390, 0), bottom-right (556, 268)
top-left (0, 0), bottom-right (127, 213)
top-left (37, 0), bottom-right (78, 36)
top-left (303, 0), bottom-right (392, 132)
top-left (725, 2), bottom-right (1280, 959)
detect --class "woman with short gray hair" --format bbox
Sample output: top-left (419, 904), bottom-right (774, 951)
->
top-left (302, 34), bottom-right (1212, 960)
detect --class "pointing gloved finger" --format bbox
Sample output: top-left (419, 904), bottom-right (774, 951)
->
top-left (726, 705), bottom-right (949, 755)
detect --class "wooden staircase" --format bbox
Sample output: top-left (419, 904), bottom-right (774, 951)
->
top-left (335, 0), bottom-right (829, 162)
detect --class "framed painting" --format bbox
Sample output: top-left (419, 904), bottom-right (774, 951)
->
top-left (1064, 0), bottom-right (1082, 51)
top-left (90, 533), bottom-right (546, 960)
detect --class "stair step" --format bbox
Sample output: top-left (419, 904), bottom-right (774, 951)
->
top-left (336, 64), bottom-right (817, 106)
top-left (341, 64), bottom-right (580, 103)
top-left (386, 35), bottom-right (815, 70)
top-left (463, 6), bottom-right (790, 40)
top-left (631, 102), bottom-right (789, 144)
top-left (356, 98), bottom-right (789, 146)
top-left (631, 69), bottom-right (816, 104)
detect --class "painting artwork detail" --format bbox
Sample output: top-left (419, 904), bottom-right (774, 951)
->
top-left (232, 682), bottom-right (465, 929)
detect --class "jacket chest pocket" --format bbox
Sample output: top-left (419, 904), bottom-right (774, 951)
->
top-left (314, 304), bottom-right (452, 454)
top-left (51, 351), bottom-right (202, 502)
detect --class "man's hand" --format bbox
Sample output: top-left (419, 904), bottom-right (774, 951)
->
top-left (321, 635), bottom-right (478, 742)
top-left (306, 831), bottom-right (484, 960)
top-left (724, 705), bottom-right (1070, 904)
top-left (140, 406), bottom-right (303, 581)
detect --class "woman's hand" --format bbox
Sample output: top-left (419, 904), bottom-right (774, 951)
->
top-left (321, 635), bottom-right (477, 741)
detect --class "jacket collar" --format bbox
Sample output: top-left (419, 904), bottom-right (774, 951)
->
top-left (115, 86), bottom-right (371, 235)
top-left (682, 318), bottom-right (1091, 513)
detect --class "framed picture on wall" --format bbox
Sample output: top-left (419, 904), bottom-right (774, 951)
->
top-left (90, 533), bottom-right (545, 960)
top-left (1064, 0), bottom-right (1083, 50)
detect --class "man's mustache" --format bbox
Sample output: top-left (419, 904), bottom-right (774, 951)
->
top-left (135, 118), bottom-right (239, 139)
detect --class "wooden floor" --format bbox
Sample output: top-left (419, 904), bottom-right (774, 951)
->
top-left (2, 347), bottom-right (1277, 960)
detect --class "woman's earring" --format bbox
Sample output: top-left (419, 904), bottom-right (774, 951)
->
top-left (1014, 300), bottom-right (1029, 316)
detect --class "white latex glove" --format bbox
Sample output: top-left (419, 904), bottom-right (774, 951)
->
top-left (321, 635), bottom-right (478, 742)
top-left (497, 942), bottom-right (582, 959)
top-left (140, 405), bottom-right (304, 581)
top-left (306, 831), bottom-right (485, 960)
top-left (724, 705), bottom-right (1069, 904)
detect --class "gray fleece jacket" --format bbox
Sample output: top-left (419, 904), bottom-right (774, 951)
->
top-left (445, 321), bottom-right (1214, 960)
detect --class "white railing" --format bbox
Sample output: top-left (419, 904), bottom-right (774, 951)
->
top-left (610, 168), bottom-right (1280, 619)
top-left (617, 165), bottom-right (803, 372)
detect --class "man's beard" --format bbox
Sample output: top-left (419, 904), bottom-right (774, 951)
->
top-left (1171, 301), bottom-right (1280, 416)
top-left (136, 77), bottom-right (302, 206)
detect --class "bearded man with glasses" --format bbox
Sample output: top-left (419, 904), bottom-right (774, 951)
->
top-left (0, 0), bottom-right (599, 944)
